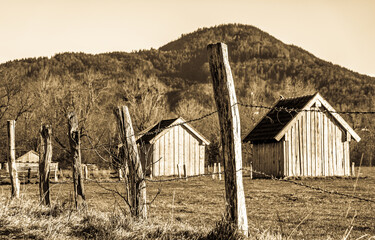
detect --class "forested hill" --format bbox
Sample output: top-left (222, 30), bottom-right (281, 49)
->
top-left (0, 23), bottom-right (373, 167)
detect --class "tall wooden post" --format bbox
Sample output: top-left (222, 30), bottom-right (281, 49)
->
top-left (39, 124), bottom-right (52, 206)
top-left (207, 42), bottom-right (248, 236)
top-left (8, 120), bottom-right (20, 198)
top-left (68, 112), bottom-right (85, 208)
top-left (115, 106), bottom-right (147, 219)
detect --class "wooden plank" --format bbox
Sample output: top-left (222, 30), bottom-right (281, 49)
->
top-left (195, 139), bottom-right (199, 175)
top-left (332, 122), bottom-right (339, 176)
top-left (178, 125), bottom-right (183, 176)
top-left (207, 42), bottom-right (248, 236)
top-left (153, 140), bottom-right (159, 176)
top-left (164, 130), bottom-right (173, 176)
top-left (199, 145), bottom-right (205, 174)
top-left (327, 117), bottom-right (332, 176)
top-left (190, 134), bottom-right (194, 176)
top-left (306, 111), bottom-right (311, 176)
top-left (337, 129), bottom-right (343, 175)
top-left (174, 126), bottom-right (178, 175)
top-left (291, 126), bottom-right (295, 176)
top-left (301, 115), bottom-right (307, 176)
top-left (7, 120), bottom-right (20, 198)
top-left (159, 134), bottom-right (165, 176)
top-left (296, 120), bottom-right (301, 176)
top-left (310, 110), bottom-right (316, 176)
top-left (316, 109), bottom-right (322, 176)
top-left (323, 114), bottom-right (329, 176)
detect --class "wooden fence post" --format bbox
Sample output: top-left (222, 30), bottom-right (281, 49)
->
top-left (83, 164), bottom-right (88, 180)
top-left (351, 162), bottom-right (356, 177)
top-left (250, 162), bottom-right (253, 179)
top-left (39, 124), bottom-right (52, 206)
top-left (208, 42), bottom-right (249, 236)
top-left (218, 163), bottom-right (222, 180)
top-left (178, 163), bottom-right (182, 178)
top-left (212, 163), bottom-right (217, 179)
top-left (68, 112), bottom-right (85, 208)
top-left (7, 120), bottom-right (20, 198)
top-left (54, 165), bottom-right (58, 182)
top-left (115, 105), bottom-right (147, 219)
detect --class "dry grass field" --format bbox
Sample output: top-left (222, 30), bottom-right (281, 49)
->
top-left (0, 167), bottom-right (374, 239)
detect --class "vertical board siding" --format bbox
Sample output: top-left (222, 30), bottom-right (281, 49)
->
top-left (259, 105), bottom-right (351, 178)
top-left (184, 130), bottom-right (190, 175)
top-left (159, 135), bottom-right (165, 176)
top-left (199, 145), bottom-right (205, 174)
top-left (149, 125), bottom-right (206, 177)
top-left (153, 140), bottom-right (160, 176)
top-left (310, 109), bottom-right (316, 176)
top-left (174, 126), bottom-right (178, 175)
top-left (178, 126), bottom-right (183, 176)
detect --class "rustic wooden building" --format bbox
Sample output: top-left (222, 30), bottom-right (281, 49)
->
top-left (137, 117), bottom-right (210, 177)
top-left (243, 93), bottom-right (360, 177)
top-left (15, 150), bottom-right (58, 173)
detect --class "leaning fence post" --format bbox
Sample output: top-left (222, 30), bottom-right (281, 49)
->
top-left (68, 112), bottom-right (85, 208)
top-left (208, 42), bottom-right (249, 236)
top-left (39, 124), bottom-right (52, 206)
top-left (7, 120), bottom-right (20, 198)
top-left (115, 105), bottom-right (147, 219)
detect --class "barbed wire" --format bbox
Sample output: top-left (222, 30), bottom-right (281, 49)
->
top-left (141, 168), bottom-right (375, 204)
top-left (237, 102), bottom-right (375, 115)
top-left (245, 168), bottom-right (375, 204)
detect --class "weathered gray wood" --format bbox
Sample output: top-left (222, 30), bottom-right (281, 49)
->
top-left (83, 164), bottom-right (88, 180)
top-left (351, 162), bottom-right (355, 176)
top-left (68, 112), bottom-right (85, 208)
top-left (54, 164), bottom-right (58, 182)
top-left (7, 120), bottom-right (19, 198)
top-left (39, 124), bottom-right (52, 206)
top-left (207, 42), bottom-right (248, 236)
top-left (212, 163), bottom-right (217, 179)
top-left (115, 105), bottom-right (147, 219)
top-left (218, 163), bottom-right (222, 180)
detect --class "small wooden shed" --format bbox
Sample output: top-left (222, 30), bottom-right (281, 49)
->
top-left (137, 117), bottom-right (210, 177)
top-left (15, 150), bottom-right (58, 173)
top-left (243, 93), bottom-right (360, 177)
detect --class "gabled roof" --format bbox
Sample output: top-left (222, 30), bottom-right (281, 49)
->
top-left (137, 117), bottom-right (210, 145)
top-left (243, 92), bottom-right (361, 143)
top-left (17, 150), bottom-right (39, 163)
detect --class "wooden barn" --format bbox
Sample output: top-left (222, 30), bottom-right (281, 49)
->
top-left (243, 93), bottom-right (360, 177)
top-left (14, 150), bottom-right (58, 173)
top-left (137, 117), bottom-right (210, 177)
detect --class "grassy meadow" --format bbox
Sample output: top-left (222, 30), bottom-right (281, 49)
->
top-left (0, 167), bottom-right (374, 239)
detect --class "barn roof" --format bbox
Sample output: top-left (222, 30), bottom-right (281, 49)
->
top-left (137, 117), bottom-right (210, 145)
top-left (243, 92), bottom-right (361, 143)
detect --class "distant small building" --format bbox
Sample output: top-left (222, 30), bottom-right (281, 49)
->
top-left (137, 117), bottom-right (210, 177)
top-left (14, 150), bottom-right (58, 173)
top-left (17, 150), bottom-right (39, 163)
top-left (243, 93), bottom-right (360, 177)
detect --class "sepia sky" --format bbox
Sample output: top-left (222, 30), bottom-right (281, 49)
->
top-left (0, 0), bottom-right (374, 76)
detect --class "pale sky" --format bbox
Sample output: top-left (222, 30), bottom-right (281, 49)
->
top-left (1, 0), bottom-right (374, 76)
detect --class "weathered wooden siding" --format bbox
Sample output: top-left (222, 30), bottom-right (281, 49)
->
top-left (151, 125), bottom-right (205, 177)
top-left (283, 105), bottom-right (351, 177)
top-left (252, 141), bottom-right (284, 177)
